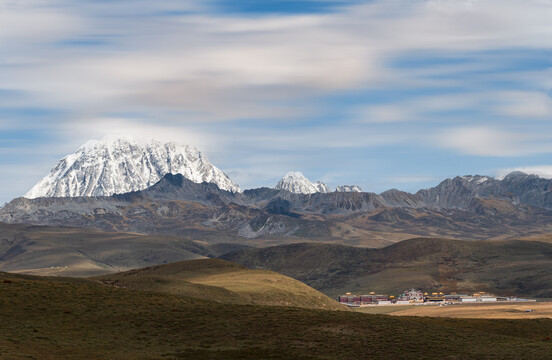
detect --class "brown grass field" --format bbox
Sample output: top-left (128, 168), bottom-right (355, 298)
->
top-left (2, 270), bottom-right (552, 359)
top-left (93, 259), bottom-right (346, 310)
top-left (355, 302), bottom-right (552, 319)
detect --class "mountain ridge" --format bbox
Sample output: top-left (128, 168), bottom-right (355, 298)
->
top-left (4, 171), bottom-right (552, 245)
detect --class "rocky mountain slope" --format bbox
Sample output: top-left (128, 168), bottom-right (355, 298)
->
top-left (415, 172), bottom-right (552, 210)
top-left (24, 135), bottom-right (241, 198)
top-left (4, 171), bottom-right (552, 245)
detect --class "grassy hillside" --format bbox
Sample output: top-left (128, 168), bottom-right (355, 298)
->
top-left (1, 271), bottom-right (552, 359)
top-left (221, 238), bottom-right (552, 298)
top-left (0, 222), bottom-right (248, 276)
top-left (93, 258), bottom-right (345, 310)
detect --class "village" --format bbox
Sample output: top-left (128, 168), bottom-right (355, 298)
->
top-left (338, 289), bottom-right (536, 307)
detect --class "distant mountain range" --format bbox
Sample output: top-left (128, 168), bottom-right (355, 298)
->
top-left (23, 136), bottom-right (366, 198)
top-left (1, 136), bottom-right (550, 245)
top-left (274, 171), bottom-right (362, 194)
top-left (3, 170), bottom-right (552, 245)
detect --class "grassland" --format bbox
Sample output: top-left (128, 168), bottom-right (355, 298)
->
top-left (1, 271), bottom-right (552, 359)
top-left (93, 258), bottom-right (345, 310)
top-left (0, 222), bottom-right (249, 277)
top-left (352, 305), bottom-right (419, 315)
top-left (222, 238), bottom-right (552, 298)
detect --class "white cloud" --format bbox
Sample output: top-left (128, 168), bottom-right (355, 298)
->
top-left (61, 117), bottom-right (216, 152)
top-left (4, 0), bottom-right (552, 124)
top-left (433, 126), bottom-right (552, 156)
top-left (0, 1), bottom-right (80, 44)
top-left (352, 92), bottom-right (491, 123)
top-left (3, 0), bottom-right (552, 199)
top-left (493, 91), bottom-right (552, 118)
top-left (353, 105), bottom-right (409, 123)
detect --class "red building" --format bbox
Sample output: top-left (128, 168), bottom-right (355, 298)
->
top-left (398, 289), bottom-right (424, 302)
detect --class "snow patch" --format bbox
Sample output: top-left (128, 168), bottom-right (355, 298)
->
top-left (336, 185), bottom-right (362, 192)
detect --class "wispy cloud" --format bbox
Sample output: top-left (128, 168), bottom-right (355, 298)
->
top-left (432, 126), bottom-right (552, 157)
top-left (2, 0), bottom-right (552, 202)
top-left (493, 91), bottom-right (552, 119)
top-left (3, 0), bottom-right (551, 122)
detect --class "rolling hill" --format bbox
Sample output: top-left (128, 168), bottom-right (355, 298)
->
top-left (0, 222), bottom-right (248, 277)
top-left (93, 258), bottom-right (345, 310)
top-left (221, 238), bottom-right (552, 298)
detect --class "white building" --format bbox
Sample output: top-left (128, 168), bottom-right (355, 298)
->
top-left (395, 300), bottom-right (411, 305)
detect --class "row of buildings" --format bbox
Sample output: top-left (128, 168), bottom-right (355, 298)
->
top-left (338, 289), bottom-right (500, 306)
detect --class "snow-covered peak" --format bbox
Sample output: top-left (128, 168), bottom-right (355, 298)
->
top-left (502, 171), bottom-right (531, 181)
top-left (315, 181), bottom-right (331, 193)
top-left (461, 175), bottom-right (492, 184)
top-left (275, 172), bottom-right (330, 194)
top-left (24, 136), bottom-right (241, 198)
top-left (336, 185), bottom-right (362, 192)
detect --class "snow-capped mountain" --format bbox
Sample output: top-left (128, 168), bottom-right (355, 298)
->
top-left (315, 181), bottom-right (330, 193)
top-left (336, 185), bottom-right (362, 192)
top-left (274, 172), bottom-right (330, 194)
top-left (24, 135), bottom-right (241, 198)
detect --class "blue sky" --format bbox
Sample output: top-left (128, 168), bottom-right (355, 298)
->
top-left (1, 0), bottom-right (552, 203)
